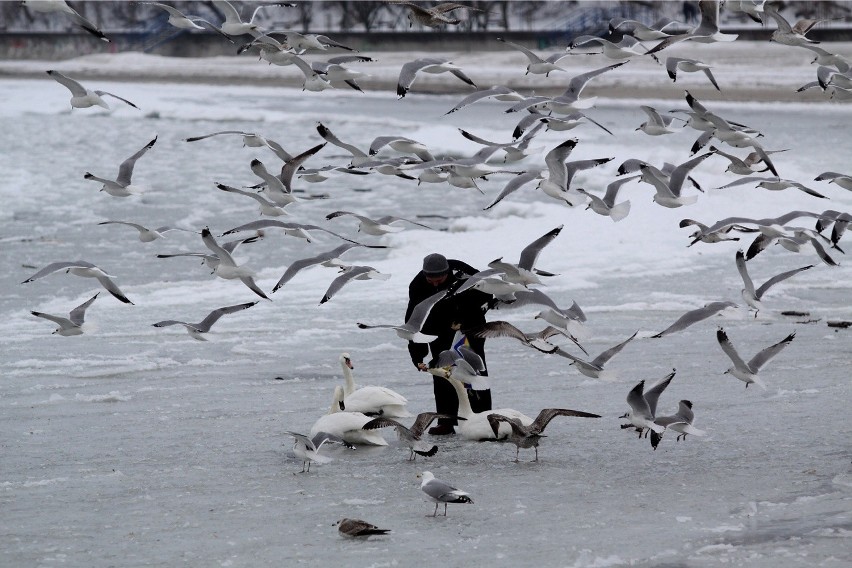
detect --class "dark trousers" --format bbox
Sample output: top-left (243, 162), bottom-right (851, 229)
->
top-left (433, 376), bottom-right (492, 426)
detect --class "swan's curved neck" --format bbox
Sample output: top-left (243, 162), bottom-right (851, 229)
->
top-left (443, 375), bottom-right (474, 419)
top-left (329, 388), bottom-right (343, 415)
top-left (341, 361), bottom-right (356, 396)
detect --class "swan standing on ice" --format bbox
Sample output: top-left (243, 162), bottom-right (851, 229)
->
top-left (337, 353), bottom-right (411, 418)
top-left (310, 386), bottom-right (388, 446)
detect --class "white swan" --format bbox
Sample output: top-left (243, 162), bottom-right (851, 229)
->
top-left (338, 353), bottom-right (412, 418)
top-left (310, 385), bottom-right (388, 446)
top-left (428, 369), bottom-right (533, 441)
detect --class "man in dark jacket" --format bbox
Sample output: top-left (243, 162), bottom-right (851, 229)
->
top-left (406, 253), bottom-right (493, 435)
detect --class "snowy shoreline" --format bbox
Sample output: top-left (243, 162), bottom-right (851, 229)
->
top-left (3, 40), bottom-right (852, 102)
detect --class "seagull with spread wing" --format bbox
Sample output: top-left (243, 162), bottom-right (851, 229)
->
top-left (152, 301), bottom-right (258, 341)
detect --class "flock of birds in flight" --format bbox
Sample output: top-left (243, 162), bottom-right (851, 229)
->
top-left (19, 0), bottom-right (852, 526)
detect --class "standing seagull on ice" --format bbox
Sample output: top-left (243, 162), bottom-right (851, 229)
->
top-left (716, 327), bottom-right (796, 389)
top-left (24, 1), bottom-right (110, 42)
top-left (357, 289), bottom-right (447, 343)
top-left (488, 407), bottom-right (601, 462)
top-left (362, 412), bottom-right (458, 460)
top-left (396, 57), bottom-right (477, 98)
top-left (84, 136), bottom-right (157, 197)
top-left (283, 430), bottom-right (354, 473)
top-left (30, 292), bottom-right (99, 336)
top-left (47, 70), bottom-right (138, 111)
top-left (417, 471), bottom-right (473, 517)
top-left (152, 301), bottom-right (258, 341)
top-left (734, 250), bottom-right (813, 317)
top-left (22, 261), bottom-right (133, 304)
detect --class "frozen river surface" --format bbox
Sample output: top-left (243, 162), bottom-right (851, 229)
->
top-left (1, 47), bottom-right (851, 567)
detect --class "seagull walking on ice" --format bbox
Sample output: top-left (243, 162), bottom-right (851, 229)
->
top-left (362, 412), bottom-right (459, 460)
top-left (283, 430), bottom-right (354, 473)
top-left (488, 407), bottom-right (601, 462)
top-left (417, 471), bottom-right (473, 517)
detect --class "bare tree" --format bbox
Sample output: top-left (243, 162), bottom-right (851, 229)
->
top-left (334, 1), bottom-right (389, 32)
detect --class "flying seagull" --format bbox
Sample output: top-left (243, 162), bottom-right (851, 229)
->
top-left (47, 70), bottom-right (137, 110)
top-left (552, 331), bottom-right (638, 380)
top-left (651, 301), bottom-right (737, 338)
top-left (24, 1), bottom-right (110, 42)
top-left (735, 249), bottom-right (813, 317)
top-left (152, 301), bottom-right (258, 341)
top-left (357, 289), bottom-right (447, 343)
top-left (30, 292), bottom-right (99, 336)
top-left (392, 1), bottom-right (480, 28)
top-left (22, 261), bottom-right (133, 304)
top-left (97, 221), bottom-right (194, 242)
top-left (325, 211), bottom-right (433, 235)
top-left (396, 57), bottom-right (476, 98)
top-left (84, 136), bottom-right (157, 197)
top-left (319, 265), bottom-right (391, 305)
top-left (716, 327), bottom-right (795, 388)
top-left (650, 400), bottom-right (706, 450)
top-left (620, 369), bottom-right (676, 438)
top-left (273, 243), bottom-right (386, 292)
top-left (201, 228), bottom-right (270, 300)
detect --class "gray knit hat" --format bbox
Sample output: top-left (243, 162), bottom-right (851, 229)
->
top-left (422, 253), bottom-right (449, 275)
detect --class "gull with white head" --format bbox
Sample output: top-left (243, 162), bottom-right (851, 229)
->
top-left (30, 292), bottom-right (99, 336)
